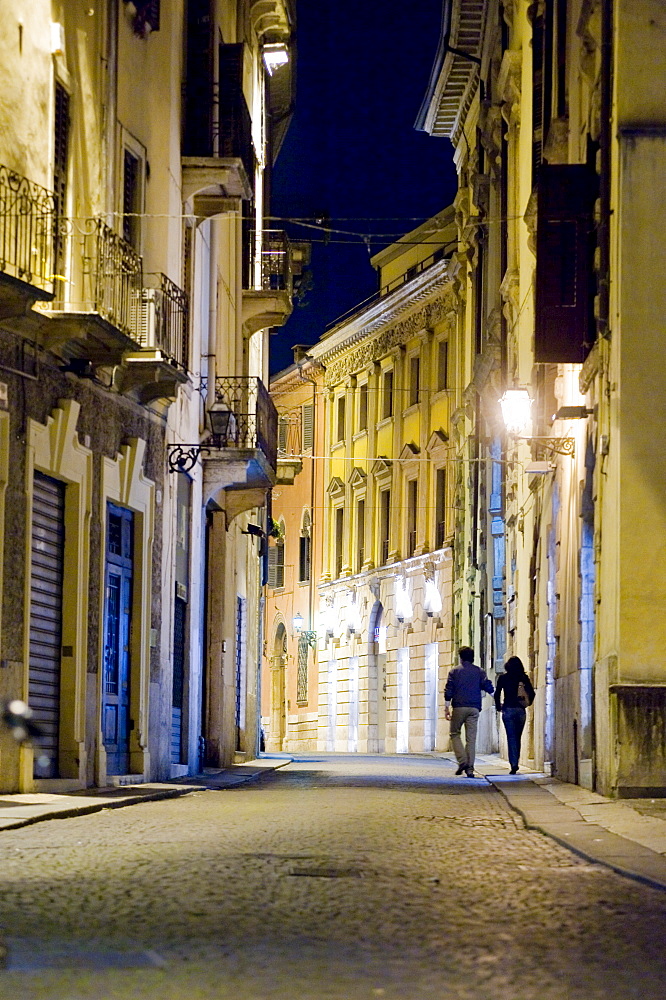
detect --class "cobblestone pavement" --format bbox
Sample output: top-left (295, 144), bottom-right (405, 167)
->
top-left (1, 754), bottom-right (665, 1000)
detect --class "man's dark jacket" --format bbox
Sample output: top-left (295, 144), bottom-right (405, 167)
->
top-left (445, 662), bottom-right (494, 710)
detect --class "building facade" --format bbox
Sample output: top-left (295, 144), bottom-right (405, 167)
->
top-left (262, 353), bottom-right (324, 752)
top-left (0, 0), bottom-right (297, 791)
top-left (418, 0), bottom-right (666, 795)
top-left (264, 211), bottom-right (499, 755)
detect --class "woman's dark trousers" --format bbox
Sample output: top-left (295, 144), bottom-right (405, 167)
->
top-left (502, 706), bottom-right (526, 771)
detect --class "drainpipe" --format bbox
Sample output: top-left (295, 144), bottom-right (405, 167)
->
top-left (597, 0), bottom-right (613, 341)
top-left (104, 0), bottom-right (118, 222)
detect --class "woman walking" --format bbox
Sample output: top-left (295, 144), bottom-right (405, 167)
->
top-left (494, 656), bottom-right (535, 774)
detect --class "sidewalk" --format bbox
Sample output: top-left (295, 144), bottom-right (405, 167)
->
top-left (475, 754), bottom-right (666, 892)
top-left (0, 754), bottom-right (293, 832)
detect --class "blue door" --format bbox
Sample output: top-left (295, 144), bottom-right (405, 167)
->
top-left (102, 503), bottom-right (133, 775)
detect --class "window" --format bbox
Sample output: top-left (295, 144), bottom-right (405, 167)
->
top-left (297, 635), bottom-right (309, 704)
top-left (382, 370), bottom-right (394, 419)
top-left (268, 523), bottom-right (285, 589)
top-left (437, 340), bottom-right (448, 391)
top-left (356, 498), bottom-right (365, 573)
top-left (302, 403), bottom-right (314, 451)
top-left (379, 488), bottom-right (391, 565)
top-left (335, 507), bottom-right (344, 577)
top-left (435, 468), bottom-right (446, 548)
top-left (336, 395), bottom-right (346, 442)
top-left (53, 82), bottom-right (70, 297)
top-left (358, 382), bottom-right (368, 431)
top-left (407, 479), bottom-right (418, 557)
top-left (122, 148), bottom-right (141, 249)
top-left (299, 510), bottom-right (311, 582)
top-left (277, 416), bottom-right (289, 454)
top-left (409, 355), bottom-right (420, 407)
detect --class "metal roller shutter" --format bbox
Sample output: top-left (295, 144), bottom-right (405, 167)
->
top-left (29, 473), bottom-right (65, 778)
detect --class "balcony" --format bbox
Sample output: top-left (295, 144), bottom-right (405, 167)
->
top-left (182, 76), bottom-right (255, 219)
top-left (202, 376), bottom-right (277, 518)
top-left (40, 220), bottom-right (143, 367)
top-left (0, 165), bottom-right (55, 319)
top-left (118, 273), bottom-right (190, 403)
top-left (242, 230), bottom-right (294, 334)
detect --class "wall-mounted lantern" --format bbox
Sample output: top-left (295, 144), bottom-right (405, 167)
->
top-left (395, 578), bottom-right (413, 624)
top-left (346, 594), bottom-right (363, 635)
top-left (263, 42), bottom-right (289, 75)
top-left (423, 577), bottom-right (442, 618)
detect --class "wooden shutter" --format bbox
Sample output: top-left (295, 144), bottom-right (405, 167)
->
top-left (267, 546), bottom-right (278, 588)
top-left (535, 164), bottom-right (597, 364)
top-left (302, 403), bottom-right (314, 451)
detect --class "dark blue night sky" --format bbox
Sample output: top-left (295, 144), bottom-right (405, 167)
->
top-left (270, 0), bottom-right (457, 374)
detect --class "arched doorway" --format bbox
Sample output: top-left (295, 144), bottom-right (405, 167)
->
top-left (268, 623), bottom-right (287, 751)
top-left (367, 601), bottom-right (386, 752)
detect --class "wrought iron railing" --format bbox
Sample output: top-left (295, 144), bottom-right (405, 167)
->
top-left (139, 273), bottom-right (189, 368)
top-left (212, 376), bottom-right (277, 469)
top-left (83, 220), bottom-right (143, 339)
top-left (248, 230), bottom-right (293, 295)
top-left (0, 165), bottom-right (55, 295)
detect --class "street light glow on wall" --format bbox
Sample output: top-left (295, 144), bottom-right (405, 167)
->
top-left (263, 42), bottom-right (289, 75)
top-left (347, 595), bottom-right (362, 635)
top-left (423, 578), bottom-right (442, 618)
top-left (395, 578), bottom-right (413, 624)
top-left (500, 388), bottom-right (532, 437)
top-left (320, 599), bottom-right (336, 639)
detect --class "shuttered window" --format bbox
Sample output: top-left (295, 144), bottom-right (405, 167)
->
top-left (53, 83), bottom-right (70, 295)
top-left (28, 473), bottom-right (65, 779)
top-left (535, 164), bottom-right (597, 363)
top-left (302, 403), bottom-right (314, 451)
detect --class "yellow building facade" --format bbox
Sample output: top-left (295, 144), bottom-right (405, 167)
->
top-left (304, 211), bottom-right (471, 754)
top-left (419, 0), bottom-right (666, 795)
top-left (262, 355), bottom-right (325, 751)
top-left (0, 0), bottom-right (297, 789)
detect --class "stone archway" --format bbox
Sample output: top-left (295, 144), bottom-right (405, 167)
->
top-left (268, 623), bottom-right (287, 751)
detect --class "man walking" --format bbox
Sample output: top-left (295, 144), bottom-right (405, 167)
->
top-left (444, 647), bottom-right (494, 777)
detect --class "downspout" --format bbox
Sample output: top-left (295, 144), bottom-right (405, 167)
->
top-left (597, 0), bottom-right (613, 341)
top-left (104, 0), bottom-right (119, 222)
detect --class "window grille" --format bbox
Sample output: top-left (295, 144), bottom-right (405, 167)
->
top-left (297, 635), bottom-right (309, 704)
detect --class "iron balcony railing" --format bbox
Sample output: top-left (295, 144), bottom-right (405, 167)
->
top-left (139, 273), bottom-right (189, 368)
top-left (248, 230), bottom-right (293, 295)
top-left (83, 220), bottom-right (143, 339)
top-left (212, 376), bottom-right (277, 470)
top-left (0, 165), bottom-right (55, 295)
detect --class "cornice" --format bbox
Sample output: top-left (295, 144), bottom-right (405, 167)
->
top-left (315, 261), bottom-right (458, 387)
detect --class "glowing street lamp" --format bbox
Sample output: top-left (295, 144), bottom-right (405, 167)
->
top-left (423, 578), bottom-right (443, 618)
top-left (395, 578), bottom-right (413, 624)
top-left (263, 42), bottom-right (289, 75)
top-left (499, 388), bottom-right (532, 437)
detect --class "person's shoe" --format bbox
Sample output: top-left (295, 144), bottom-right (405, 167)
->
top-left (455, 763), bottom-right (466, 775)
top-left (510, 767), bottom-right (518, 774)
top-left (466, 770), bottom-right (476, 778)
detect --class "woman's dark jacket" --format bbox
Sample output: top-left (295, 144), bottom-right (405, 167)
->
top-left (494, 671), bottom-right (535, 710)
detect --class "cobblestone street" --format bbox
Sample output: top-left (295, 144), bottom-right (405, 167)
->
top-left (1, 755), bottom-right (665, 1000)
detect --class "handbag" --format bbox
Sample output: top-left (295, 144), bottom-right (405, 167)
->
top-left (517, 679), bottom-right (533, 708)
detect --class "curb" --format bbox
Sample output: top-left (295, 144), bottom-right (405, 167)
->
top-left (0, 757), bottom-right (293, 833)
top-left (486, 774), bottom-right (666, 893)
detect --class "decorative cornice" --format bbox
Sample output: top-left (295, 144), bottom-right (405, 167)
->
top-left (319, 268), bottom-right (457, 387)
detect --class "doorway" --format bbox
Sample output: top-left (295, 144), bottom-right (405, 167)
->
top-left (102, 502), bottom-right (133, 775)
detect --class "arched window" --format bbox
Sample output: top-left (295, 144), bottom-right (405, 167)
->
top-left (299, 509), bottom-right (311, 582)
